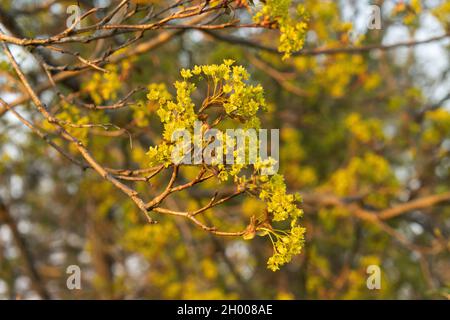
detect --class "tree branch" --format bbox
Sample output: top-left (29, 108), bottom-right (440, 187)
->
top-left (202, 30), bottom-right (450, 56)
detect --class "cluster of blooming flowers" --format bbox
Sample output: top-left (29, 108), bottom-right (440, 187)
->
top-left (258, 174), bottom-right (305, 271)
top-left (145, 60), bottom-right (305, 271)
top-left (146, 59), bottom-right (266, 167)
top-left (253, 0), bottom-right (309, 59)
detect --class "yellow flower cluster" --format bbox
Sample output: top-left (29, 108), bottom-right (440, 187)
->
top-left (144, 60), bottom-right (305, 271)
top-left (253, 0), bottom-right (309, 59)
top-left (84, 65), bottom-right (121, 105)
top-left (345, 113), bottom-right (384, 144)
top-left (145, 60), bottom-right (267, 167)
top-left (258, 174), bottom-right (305, 271)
